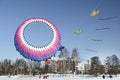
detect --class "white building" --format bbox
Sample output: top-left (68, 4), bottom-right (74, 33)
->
top-left (48, 57), bottom-right (74, 73)
top-left (76, 62), bottom-right (91, 74)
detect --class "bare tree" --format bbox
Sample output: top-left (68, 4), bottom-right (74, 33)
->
top-left (71, 48), bottom-right (79, 60)
top-left (59, 48), bottom-right (69, 58)
top-left (105, 55), bottom-right (120, 74)
top-left (111, 55), bottom-right (119, 66)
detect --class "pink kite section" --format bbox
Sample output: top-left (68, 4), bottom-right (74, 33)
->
top-left (14, 18), bottom-right (61, 61)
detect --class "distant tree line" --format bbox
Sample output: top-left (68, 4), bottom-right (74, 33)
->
top-left (0, 48), bottom-right (79, 75)
top-left (0, 58), bottom-right (42, 76)
top-left (89, 55), bottom-right (120, 76)
top-left (0, 48), bottom-right (120, 76)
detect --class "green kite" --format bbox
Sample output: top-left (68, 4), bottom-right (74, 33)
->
top-left (74, 29), bottom-right (83, 35)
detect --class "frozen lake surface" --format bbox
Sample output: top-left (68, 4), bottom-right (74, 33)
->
top-left (0, 74), bottom-right (120, 80)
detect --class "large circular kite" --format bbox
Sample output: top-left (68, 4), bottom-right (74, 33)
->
top-left (14, 18), bottom-right (61, 61)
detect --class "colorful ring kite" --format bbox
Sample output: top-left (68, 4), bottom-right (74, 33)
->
top-left (14, 18), bottom-right (61, 61)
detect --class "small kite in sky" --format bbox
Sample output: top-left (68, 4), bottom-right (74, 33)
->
top-left (86, 49), bottom-right (97, 53)
top-left (58, 46), bottom-right (65, 52)
top-left (74, 29), bottom-right (83, 35)
top-left (90, 10), bottom-right (99, 16)
top-left (96, 27), bottom-right (111, 30)
top-left (98, 16), bottom-right (118, 20)
top-left (92, 39), bottom-right (103, 42)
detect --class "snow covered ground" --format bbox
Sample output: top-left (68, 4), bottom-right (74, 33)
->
top-left (0, 74), bottom-right (120, 80)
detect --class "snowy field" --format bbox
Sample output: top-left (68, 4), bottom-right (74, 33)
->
top-left (0, 74), bottom-right (120, 80)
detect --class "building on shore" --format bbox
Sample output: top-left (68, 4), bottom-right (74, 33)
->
top-left (48, 56), bottom-right (91, 74)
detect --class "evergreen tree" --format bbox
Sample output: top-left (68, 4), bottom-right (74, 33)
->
top-left (90, 56), bottom-right (104, 76)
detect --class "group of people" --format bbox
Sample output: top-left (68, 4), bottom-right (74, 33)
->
top-left (102, 75), bottom-right (112, 79)
top-left (39, 74), bottom-right (49, 79)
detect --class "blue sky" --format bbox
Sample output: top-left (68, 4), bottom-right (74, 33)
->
top-left (0, 0), bottom-right (120, 62)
